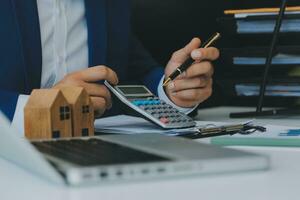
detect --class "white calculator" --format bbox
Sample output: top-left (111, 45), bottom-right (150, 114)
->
top-left (105, 81), bottom-right (196, 129)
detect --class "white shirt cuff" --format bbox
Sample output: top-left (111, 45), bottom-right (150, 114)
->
top-left (157, 76), bottom-right (198, 114)
top-left (11, 95), bottom-right (30, 137)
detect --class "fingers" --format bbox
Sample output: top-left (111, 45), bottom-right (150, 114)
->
top-left (170, 38), bottom-right (201, 63)
top-left (191, 47), bottom-right (220, 62)
top-left (82, 83), bottom-right (112, 108)
top-left (168, 88), bottom-right (213, 108)
top-left (71, 66), bottom-right (119, 85)
top-left (167, 77), bottom-right (210, 92)
top-left (54, 66), bottom-right (117, 118)
top-left (185, 61), bottom-right (214, 78)
top-left (171, 81), bottom-right (213, 102)
top-left (91, 97), bottom-right (107, 118)
top-left (57, 80), bottom-right (112, 109)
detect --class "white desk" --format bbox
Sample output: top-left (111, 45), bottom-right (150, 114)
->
top-left (1, 107), bottom-right (300, 200)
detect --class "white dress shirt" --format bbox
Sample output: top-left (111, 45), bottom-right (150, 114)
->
top-left (12, 0), bottom-right (195, 134)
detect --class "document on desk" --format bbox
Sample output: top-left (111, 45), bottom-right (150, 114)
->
top-left (211, 125), bottom-right (300, 147)
top-left (94, 115), bottom-right (212, 136)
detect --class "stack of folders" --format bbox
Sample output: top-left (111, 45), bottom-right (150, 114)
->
top-left (218, 6), bottom-right (300, 100)
top-left (224, 7), bottom-right (300, 34)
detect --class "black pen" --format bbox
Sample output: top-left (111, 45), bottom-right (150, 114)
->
top-left (163, 32), bottom-right (221, 87)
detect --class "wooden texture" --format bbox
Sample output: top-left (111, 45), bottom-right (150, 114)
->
top-left (61, 87), bottom-right (94, 137)
top-left (224, 6), bottom-right (300, 15)
top-left (24, 89), bottom-right (72, 140)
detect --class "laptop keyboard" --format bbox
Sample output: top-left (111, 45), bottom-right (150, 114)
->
top-left (31, 138), bottom-right (169, 167)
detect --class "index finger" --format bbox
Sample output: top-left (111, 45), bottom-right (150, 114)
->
top-left (191, 47), bottom-right (220, 62)
top-left (74, 66), bottom-right (119, 85)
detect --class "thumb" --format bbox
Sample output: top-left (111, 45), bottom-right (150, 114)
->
top-left (170, 38), bottom-right (201, 63)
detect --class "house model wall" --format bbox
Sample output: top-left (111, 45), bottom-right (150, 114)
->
top-left (61, 87), bottom-right (94, 137)
top-left (24, 89), bottom-right (72, 140)
top-left (24, 87), bottom-right (94, 140)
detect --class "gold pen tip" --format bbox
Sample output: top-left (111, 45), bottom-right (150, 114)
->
top-left (163, 78), bottom-right (171, 87)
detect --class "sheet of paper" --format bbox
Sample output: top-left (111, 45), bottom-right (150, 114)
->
top-left (211, 124), bottom-right (300, 147)
top-left (94, 115), bottom-right (225, 136)
top-left (231, 125), bottom-right (300, 139)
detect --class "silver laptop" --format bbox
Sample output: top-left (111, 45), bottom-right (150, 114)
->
top-left (0, 112), bottom-right (269, 186)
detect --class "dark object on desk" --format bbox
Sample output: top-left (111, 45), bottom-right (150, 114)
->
top-left (183, 123), bottom-right (266, 139)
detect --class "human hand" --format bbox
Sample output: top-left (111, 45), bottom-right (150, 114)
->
top-left (54, 66), bottom-right (118, 118)
top-left (164, 38), bottom-right (220, 108)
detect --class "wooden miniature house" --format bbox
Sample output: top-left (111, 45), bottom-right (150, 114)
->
top-left (61, 87), bottom-right (94, 137)
top-left (24, 89), bottom-right (72, 140)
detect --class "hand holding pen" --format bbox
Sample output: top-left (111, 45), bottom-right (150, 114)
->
top-left (163, 33), bottom-right (221, 86)
top-left (163, 33), bottom-right (221, 108)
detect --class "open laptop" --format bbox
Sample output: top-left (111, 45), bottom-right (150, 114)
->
top-left (0, 111), bottom-right (270, 186)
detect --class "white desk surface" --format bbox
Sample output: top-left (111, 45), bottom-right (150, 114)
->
top-left (1, 106), bottom-right (300, 200)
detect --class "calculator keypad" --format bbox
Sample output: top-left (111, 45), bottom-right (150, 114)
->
top-left (131, 97), bottom-right (195, 128)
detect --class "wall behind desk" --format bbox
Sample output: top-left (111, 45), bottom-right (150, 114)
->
top-left (131, 0), bottom-right (224, 65)
top-left (131, 0), bottom-right (225, 107)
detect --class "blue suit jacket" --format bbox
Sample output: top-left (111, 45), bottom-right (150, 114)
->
top-left (0, 0), bottom-right (164, 120)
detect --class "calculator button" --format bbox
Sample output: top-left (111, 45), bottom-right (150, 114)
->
top-left (144, 108), bottom-right (151, 112)
top-left (153, 114), bottom-right (160, 118)
top-left (153, 100), bottom-right (159, 103)
top-left (142, 101), bottom-right (150, 105)
top-left (156, 100), bottom-right (161, 105)
top-left (169, 120), bottom-right (176, 124)
top-left (159, 117), bottom-right (169, 124)
top-left (132, 101), bottom-right (140, 106)
top-left (150, 105), bottom-right (156, 109)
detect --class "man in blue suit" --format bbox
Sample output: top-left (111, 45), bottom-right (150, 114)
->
top-left (0, 0), bottom-right (219, 130)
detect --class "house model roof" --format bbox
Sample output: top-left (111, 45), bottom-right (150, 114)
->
top-left (26, 89), bottom-right (63, 108)
top-left (60, 87), bottom-right (87, 104)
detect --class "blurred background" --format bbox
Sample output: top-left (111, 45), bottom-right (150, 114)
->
top-left (131, 0), bottom-right (300, 109)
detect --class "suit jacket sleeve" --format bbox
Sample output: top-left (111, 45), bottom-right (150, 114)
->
top-left (0, 90), bottom-right (19, 121)
top-left (127, 35), bottom-right (164, 95)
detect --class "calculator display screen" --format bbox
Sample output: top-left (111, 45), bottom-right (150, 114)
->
top-left (116, 86), bottom-right (152, 96)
